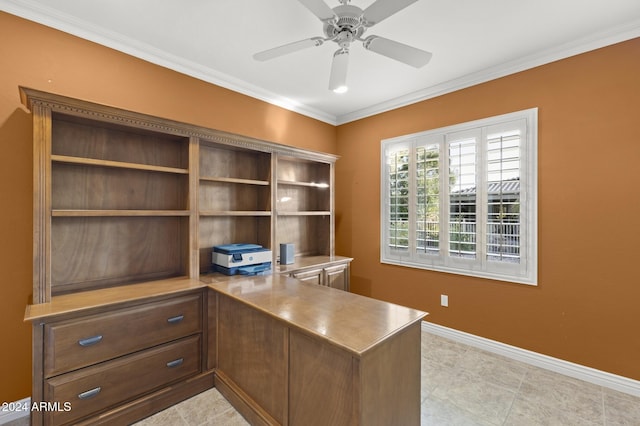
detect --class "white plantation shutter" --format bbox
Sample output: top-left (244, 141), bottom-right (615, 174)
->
top-left (447, 132), bottom-right (478, 261)
top-left (381, 109), bottom-right (537, 285)
top-left (415, 142), bottom-right (441, 256)
top-left (384, 142), bottom-right (411, 261)
top-left (486, 123), bottom-right (523, 264)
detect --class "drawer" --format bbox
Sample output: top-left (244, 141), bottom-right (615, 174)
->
top-left (44, 293), bottom-right (202, 377)
top-left (291, 268), bottom-right (322, 285)
top-left (44, 334), bottom-right (201, 425)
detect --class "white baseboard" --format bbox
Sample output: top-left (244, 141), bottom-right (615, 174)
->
top-left (0, 397), bottom-right (30, 424)
top-left (422, 321), bottom-right (640, 397)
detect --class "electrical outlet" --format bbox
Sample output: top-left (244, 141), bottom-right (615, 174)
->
top-left (441, 294), bottom-right (449, 307)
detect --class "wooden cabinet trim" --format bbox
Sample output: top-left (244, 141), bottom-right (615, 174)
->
top-left (20, 87), bottom-right (339, 162)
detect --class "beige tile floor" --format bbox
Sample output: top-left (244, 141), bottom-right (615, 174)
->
top-left (135, 331), bottom-right (640, 426)
top-left (6, 331), bottom-right (638, 426)
top-left (420, 333), bottom-right (639, 425)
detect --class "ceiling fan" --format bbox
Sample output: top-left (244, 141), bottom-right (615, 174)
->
top-left (253, 0), bottom-right (432, 93)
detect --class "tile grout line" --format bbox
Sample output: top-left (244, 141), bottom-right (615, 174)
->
top-left (174, 404), bottom-right (192, 426)
top-left (501, 363), bottom-right (532, 426)
top-left (601, 386), bottom-right (606, 426)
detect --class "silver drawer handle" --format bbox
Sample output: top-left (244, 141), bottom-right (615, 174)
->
top-left (166, 358), bottom-right (184, 368)
top-left (167, 315), bottom-right (184, 324)
top-left (78, 335), bottom-right (103, 347)
top-left (78, 387), bottom-right (101, 400)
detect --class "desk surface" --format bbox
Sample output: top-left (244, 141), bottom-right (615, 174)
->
top-left (24, 276), bottom-right (204, 322)
top-left (204, 274), bottom-right (427, 356)
top-left (25, 274), bottom-right (427, 357)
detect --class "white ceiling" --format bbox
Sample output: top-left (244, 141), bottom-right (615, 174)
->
top-left (3, 0), bottom-right (640, 124)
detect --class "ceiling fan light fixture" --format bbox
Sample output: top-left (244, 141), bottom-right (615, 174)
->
top-left (329, 48), bottom-right (349, 92)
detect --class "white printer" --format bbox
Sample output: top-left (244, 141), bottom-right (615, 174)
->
top-left (212, 243), bottom-right (272, 275)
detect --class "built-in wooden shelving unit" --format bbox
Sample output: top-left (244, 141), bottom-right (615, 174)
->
top-left (21, 86), bottom-right (351, 425)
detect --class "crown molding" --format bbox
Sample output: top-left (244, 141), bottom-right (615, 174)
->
top-left (0, 0), bottom-right (339, 125)
top-left (3, 0), bottom-right (639, 127)
top-left (336, 18), bottom-right (640, 124)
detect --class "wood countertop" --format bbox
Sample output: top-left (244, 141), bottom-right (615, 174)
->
top-left (24, 277), bottom-right (205, 322)
top-left (25, 273), bottom-right (427, 358)
top-left (202, 273), bottom-right (427, 356)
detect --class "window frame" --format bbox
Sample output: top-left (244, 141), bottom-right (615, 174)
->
top-left (380, 108), bottom-right (538, 285)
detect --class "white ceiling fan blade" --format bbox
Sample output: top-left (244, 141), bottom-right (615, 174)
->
top-left (254, 37), bottom-right (324, 61)
top-left (328, 49), bottom-right (349, 92)
top-left (362, 0), bottom-right (419, 26)
top-left (298, 0), bottom-right (337, 22)
top-left (363, 36), bottom-right (432, 68)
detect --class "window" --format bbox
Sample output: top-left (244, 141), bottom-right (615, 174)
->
top-left (381, 109), bottom-right (537, 285)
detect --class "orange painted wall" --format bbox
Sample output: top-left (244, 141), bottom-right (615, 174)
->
top-left (0, 12), bottom-right (336, 402)
top-left (335, 37), bottom-right (640, 381)
top-left (2, 9), bottom-right (639, 403)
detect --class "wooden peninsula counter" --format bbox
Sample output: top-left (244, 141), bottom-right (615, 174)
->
top-left (203, 274), bottom-right (427, 426)
top-left (25, 275), bottom-right (426, 425)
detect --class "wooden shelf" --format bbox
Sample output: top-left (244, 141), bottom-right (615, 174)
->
top-left (200, 176), bottom-right (269, 186)
top-left (52, 154), bottom-right (189, 174)
top-left (277, 180), bottom-right (329, 188)
top-left (276, 156), bottom-right (333, 260)
top-left (198, 143), bottom-right (272, 266)
top-left (277, 211), bottom-right (330, 216)
top-left (199, 210), bottom-right (272, 217)
top-left (52, 209), bottom-right (191, 217)
top-left (26, 88), bottom-right (342, 292)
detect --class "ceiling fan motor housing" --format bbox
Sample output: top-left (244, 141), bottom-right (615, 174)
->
top-left (323, 5), bottom-right (367, 46)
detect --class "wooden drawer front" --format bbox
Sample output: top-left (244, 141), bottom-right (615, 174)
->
top-left (45, 334), bottom-right (201, 425)
top-left (291, 268), bottom-right (323, 285)
top-left (44, 294), bottom-right (202, 377)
